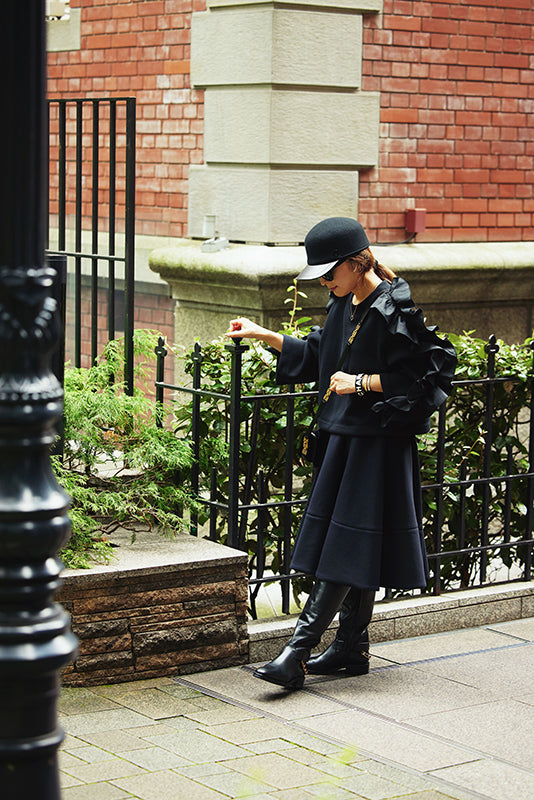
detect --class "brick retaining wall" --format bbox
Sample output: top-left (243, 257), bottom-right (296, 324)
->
top-left (58, 531), bottom-right (249, 687)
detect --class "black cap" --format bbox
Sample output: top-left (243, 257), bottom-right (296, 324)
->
top-left (298, 217), bottom-right (371, 280)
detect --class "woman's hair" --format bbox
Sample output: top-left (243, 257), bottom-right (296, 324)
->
top-left (350, 248), bottom-right (396, 283)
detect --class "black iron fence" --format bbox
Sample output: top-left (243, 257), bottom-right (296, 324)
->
top-left (155, 334), bottom-right (534, 617)
top-left (47, 97), bottom-right (136, 393)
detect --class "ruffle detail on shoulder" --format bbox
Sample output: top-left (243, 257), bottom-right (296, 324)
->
top-left (371, 277), bottom-right (457, 427)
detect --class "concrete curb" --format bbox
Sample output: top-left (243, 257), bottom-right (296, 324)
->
top-left (249, 581), bottom-right (534, 662)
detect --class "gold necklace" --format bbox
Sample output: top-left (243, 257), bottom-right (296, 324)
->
top-left (350, 296), bottom-right (358, 322)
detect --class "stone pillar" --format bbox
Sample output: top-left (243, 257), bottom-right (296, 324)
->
top-left (189, 0), bottom-right (382, 244)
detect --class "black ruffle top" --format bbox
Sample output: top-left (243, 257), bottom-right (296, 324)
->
top-left (276, 277), bottom-right (457, 437)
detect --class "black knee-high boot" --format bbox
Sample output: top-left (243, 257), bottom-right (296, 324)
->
top-left (306, 587), bottom-right (375, 675)
top-left (253, 580), bottom-right (350, 690)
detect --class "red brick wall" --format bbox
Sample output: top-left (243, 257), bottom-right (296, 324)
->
top-left (47, 0), bottom-right (205, 239)
top-left (64, 282), bottom-right (175, 388)
top-left (359, 0), bottom-right (534, 243)
top-left (48, 0), bottom-right (534, 244)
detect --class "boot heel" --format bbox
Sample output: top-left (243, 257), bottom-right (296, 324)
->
top-left (345, 651), bottom-right (370, 676)
top-left (344, 663), bottom-right (370, 676)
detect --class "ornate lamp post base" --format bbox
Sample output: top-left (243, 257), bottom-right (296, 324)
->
top-left (0, 3), bottom-right (78, 797)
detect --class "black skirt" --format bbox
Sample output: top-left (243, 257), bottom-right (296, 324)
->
top-left (291, 433), bottom-right (429, 591)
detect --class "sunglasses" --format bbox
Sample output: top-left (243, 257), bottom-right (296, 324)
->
top-left (321, 259), bottom-right (344, 282)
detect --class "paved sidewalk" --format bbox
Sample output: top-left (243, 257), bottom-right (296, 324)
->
top-left (58, 617), bottom-right (534, 800)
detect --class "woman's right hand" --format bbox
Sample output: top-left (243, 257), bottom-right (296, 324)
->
top-left (226, 317), bottom-right (264, 340)
top-left (226, 317), bottom-right (284, 352)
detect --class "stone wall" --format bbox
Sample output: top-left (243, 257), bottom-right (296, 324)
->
top-left (47, 0), bottom-right (534, 245)
top-left (59, 531), bottom-right (249, 687)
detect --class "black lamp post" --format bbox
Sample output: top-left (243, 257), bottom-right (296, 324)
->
top-left (0, 2), bottom-right (77, 798)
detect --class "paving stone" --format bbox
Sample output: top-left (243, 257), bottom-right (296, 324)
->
top-left (395, 793), bottom-right (473, 800)
top-left (517, 692), bottom-right (534, 707)
top-left (185, 702), bottom-right (262, 725)
top-left (190, 694), bottom-right (238, 710)
top-left (280, 746), bottom-right (333, 766)
top-left (56, 618), bottom-right (534, 800)
top-left (410, 641), bottom-right (534, 698)
top-left (339, 769), bottom-right (416, 799)
top-left (278, 731), bottom-right (347, 756)
top-left (221, 751), bottom-right (333, 790)
top-left (94, 686), bottom-right (200, 718)
top-left (92, 677), bottom-right (176, 696)
top-left (59, 751), bottom-right (88, 770)
top-left (487, 618), bottom-right (534, 641)
top-left (122, 723), bottom-right (178, 739)
top-left (59, 772), bottom-right (84, 789)
top-left (183, 667), bottom-right (342, 721)
top-left (60, 754), bottom-right (147, 782)
top-left (297, 710), bottom-right (476, 773)
top-left (409, 698), bottom-right (534, 769)
top-left (71, 730), bottom-right (150, 753)
top-left (193, 769), bottom-right (275, 797)
top-left (111, 769), bottom-right (228, 799)
top-left (142, 728), bottom-right (248, 762)
top-left (355, 760), bottom-right (445, 792)
top-left (59, 687), bottom-right (121, 715)
top-left (371, 627), bottom-right (511, 664)
top-left (144, 714), bottom-right (202, 733)
top-left (62, 733), bottom-right (86, 749)
top-left (62, 782), bottom-right (135, 799)
top-left (240, 795), bottom-right (285, 800)
top-left (159, 682), bottom-right (204, 699)
top-left (203, 717), bottom-right (298, 746)
top-left (312, 665), bottom-right (493, 722)
top-left (64, 744), bottom-right (116, 764)
top-left (176, 763), bottom-right (232, 780)
top-left (429, 758), bottom-right (534, 800)
top-left (304, 784), bottom-right (362, 799)
top-left (62, 708), bottom-right (156, 736)
top-left (118, 746), bottom-right (191, 770)
top-left (306, 759), bottom-right (366, 781)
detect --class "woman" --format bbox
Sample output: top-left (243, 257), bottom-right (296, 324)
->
top-left (226, 217), bottom-right (457, 690)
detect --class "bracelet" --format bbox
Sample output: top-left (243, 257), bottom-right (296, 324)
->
top-left (354, 373), bottom-right (365, 396)
top-left (365, 373), bottom-right (372, 392)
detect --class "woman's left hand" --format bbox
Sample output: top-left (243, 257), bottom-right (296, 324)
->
top-left (329, 371), bottom-right (357, 395)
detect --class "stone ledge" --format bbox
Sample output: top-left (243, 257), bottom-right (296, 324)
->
top-left (149, 238), bottom-right (534, 345)
top-left (149, 239), bottom-right (534, 279)
top-left (249, 581), bottom-right (534, 663)
top-left (60, 528), bottom-right (247, 584)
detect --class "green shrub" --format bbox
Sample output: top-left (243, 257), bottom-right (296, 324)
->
top-left (54, 329), bottom-right (194, 568)
top-left (418, 332), bottom-right (533, 590)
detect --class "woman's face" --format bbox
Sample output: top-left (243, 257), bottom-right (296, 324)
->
top-left (319, 259), bottom-right (360, 297)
